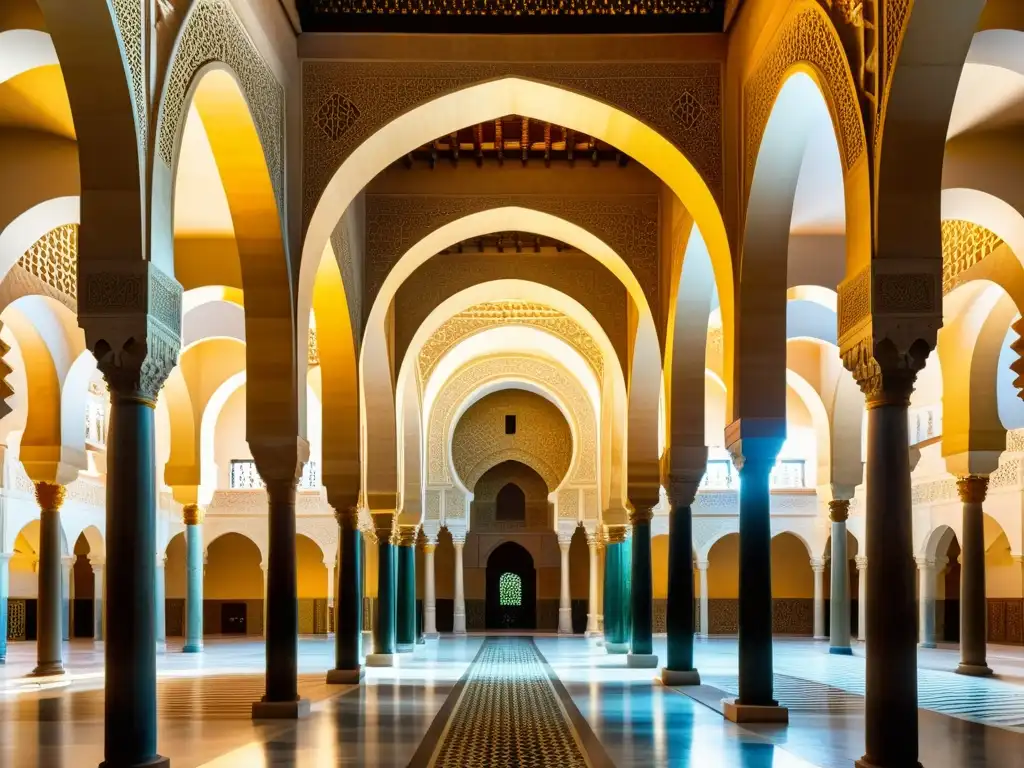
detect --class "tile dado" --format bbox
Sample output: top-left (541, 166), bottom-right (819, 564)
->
top-left (708, 598), bottom-right (814, 635)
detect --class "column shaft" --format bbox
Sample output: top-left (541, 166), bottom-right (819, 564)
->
top-left (373, 538), bottom-right (396, 655)
top-left (452, 539), bottom-right (466, 634)
top-left (0, 553), bottom-right (10, 663)
top-left (92, 562), bottom-right (105, 642)
top-left (424, 542), bottom-right (437, 637)
top-left (183, 521), bottom-right (204, 653)
top-left (918, 559), bottom-right (937, 648)
top-left (325, 563), bottom-right (335, 634)
top-left (957, 477), bottom-right (992, 676)
top-left (697, 561), bottom-right (709, 638)
top-left (666, 503), bottom-right (697, 673)
top-left (330, 510), bottom-right (362, 680)
top-left (812, 561), bottom-right (826, 640)
top-left (32, 485), bottom-right (65, 677)
top-left (829, 515), bottom-right (852, 654)
top-left (603, 534), bottom-right (628, 652)
top-left (857, 556), bottom-right (867, 641)
top-left (558, 538), bottom-right (573, 634)
top-left (396, 536), bottom-right (416, 651)
top-left (61, 556), bottom-right (72, 642)
top-left (263, 479), bottom-right (299, 704)
top-left (629, 511), bottom-right (655, 663)
top-left (154, 556), bottom-right (166, 652)
top-left (586, 535), bottom-right (600, 636)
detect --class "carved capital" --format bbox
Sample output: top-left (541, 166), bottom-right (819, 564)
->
top-left (828, 499), bottom-right (850, 523)
top-left (629, 505), bottom-right (654, 526)
top-left (855, 554), bottom-right (867, 570)
top-left (333, 505), bottom-right (359, 528)
top-left (34, 482), bottom-right (66, 511)
top-left (666, 458), bottom-right (705, 508)
top-left (78, 261), bottom-right (182, 405)
top-left (396, 525), bottom-right (419, 547)
top-left (251, 436), bottom-right (309, 485)
top-left (182, 503), bottom-right (204, 526)
top-left (725, 428), bottom-right (784, 473)
top-left (956, 475), bottom-right (988, 505)
top-left (604, 523), bottom-right (629, 544)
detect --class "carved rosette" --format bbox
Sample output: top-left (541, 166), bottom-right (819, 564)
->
top-left (828, 499), bottom-right (850, 524)
top-left (182, 503), bottom-right (204, 526)
top-left (34, 482), bottom-right (67, 511)
top-left (956, 475), bottom-right (988, 505)
top-left (78, 262), bottom-right (182, 405)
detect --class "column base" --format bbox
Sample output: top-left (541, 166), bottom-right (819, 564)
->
top-left (585, 630), bottom-right (602, 638)
top-left (955, 662), bottom-right (993, 677)
top-left (605, 642), bottom-right (629, 654)
top-left (813, 635), bottom-right (827, 641)
top-left (660, 668), bottom-right (701, 686)
top-left (626, 653), bottom-right (658, 669)
top-left (416, 636), bottom-right (425, 645)
top-left (424, 632), bottom-right (440, 640)
top-left (855, 758), bottom-right (922, 768)
top-left (98, 756), bottom-right (170, 768)
top-left (28, 663), bottom-right (66, 678)
top-left (829, 646), bottom-right (853, 656)
top-left (722, 699), bottom-right (789, 724)
top-left (326, 667), bottom-right (365, 684)
top-left (182, 643), bottom-right (204, 654)
top-left (251, 698), bottom-right (311, 720)
top-left (365, 653), bottom-right (395, 667)
top-left (396, 643), bottom-right (415, 653)
top-left (918, 642), bottom-right (936, 649)
top-left (452, 630), bottom-right (467, 637)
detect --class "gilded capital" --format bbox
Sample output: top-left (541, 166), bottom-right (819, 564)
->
top-left (828, 499), bottom-right (850, 523)
top-left (605, 524), bottom-right (629, 544)
top-left (397, 525), bottom-right (419, 547)
top-left (956, 475), bottom-right (988, 505)
top-left (182, 503), bottom-right (204, 526)
top-left (629, 505), bottom-right (654, 525)
top-left (333, 505), bottom-right (359, 528)
top-left (34, 482), bottom-right (66, 511)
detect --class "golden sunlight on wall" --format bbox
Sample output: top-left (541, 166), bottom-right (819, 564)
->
top-left (165, 533), bottom-right (186, 599)
top-left (771, 533), bottom-right (813, 599)
top-left (214, 385), bottom-right (251, 488)
top-left (653, 534), bottom-right (669, 598)
top-left (986, 532), bottom-right (1023, 598)
top-left (707, 534), bottom-right (739, 597)
top-left (297, 535), bottom-right (328, 598)
top-left (10, 528), bottom-right (38, 598)
top-left (205, 533), bottom-right (263, 599)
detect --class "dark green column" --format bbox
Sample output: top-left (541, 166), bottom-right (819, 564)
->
top-left (628, 507), bottom-right (657, 667)
top-left (603, 526), bottom-right (629, 653)
top-left (327, 507), bottom-right (363, 683)
top-left (729, 434), bottom-right (785, 722)
top-left (396, 527), bottom-right (417, 652)
top-left (31, 483), bottom-right (65, 678)
top-left (662, 491), bottom-right (700, 685)
top-left (100, 393), bottom-right (167, 768)
top-left (367, 530), bottom-right (396, 665)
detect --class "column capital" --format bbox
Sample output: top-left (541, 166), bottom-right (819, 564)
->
top-left (724, 427), bottom-right (784, 472)
top-left (828, 498), bottom-right (851, 523)
top-left (88, 554), bottom-right (105, 569)
top-left (855, 554), bottom-right (867, 570)
top-left (557, 531), bottom-right (574, 548)
top-left (915, 555), bottom-right (937, 570)
top-left (956, 475), bottom-right (989, 504)
top-left (333, 505), bottom-right (359, 528)
top-left (604, 523), bottom-right (629, 544)
top-left (34, 482), bottom-right (66, 511)
top-left (695, 558), bottom-right (709, 571)
top-left (155, 553), bottom-right (166, 568)
top-left (628, 505), bottom-right (654, 525)
top-left (61, 554), bottom-right (77, 568)
top-left (423, 541), bottom-right (436, 554)
top-left (250, 436), bottom-right (309, 486)
top-left (666, 446), bottom-right (708, 508)
top-left (79, 261), bottom-right (182, 405)
top-left (811, 558), bottom-right (826, 573)
top-left (182, 503), bottom-right (204, 526)
top-left (396, 525), bottom-right (419, 547)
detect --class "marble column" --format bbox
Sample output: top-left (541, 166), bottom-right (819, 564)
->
top-left (325, 561), bottom-right (335, 635)
top-left (327, 506), bottom-right (363, 683)
top-left (452, 535), bottom-right (467, 635)
top-left (603, 525), bottom-right (629, 653)
top-left (628, 504), bottom-right (657, 668)
top-left (423, 535), bottom-right (438, 638)
top-left (956, 475), bottom-right (993, 676)
top-left (828, 499), bottom-right (853, 654)
top-left (727, 435), bottom-right (785, 722)
top-left (697, 559), bottom-right (709, 638)
top-left (368, 525), bottom-right (396, 665)
top-left (261, 562), bottom-right (269, 639)
top-left (812, 558), bottom-right (826, 640)
top-left (61, 554), bottom-right (74, 642)
top-left (856, 555), bottom-right (867, 642)
top-left (253, 476), bottom-right (308, 719)
top-left (182, 505), bottom-right (204, 653)
top-left (396, 526), bottom-right (417, 652)
top-left (154, 554), bottom-right (166, 653)
top-left (31, 483), bottom-right (65, 677)
top-left (90, 556), bottom-right (105, 642)
top-left (917, 556), bottom-right (938, 648)
top-left (596, 535), bottom-right (605, 636)
top-left (557, 532), bottom-right (573, 634)
top-left (0, 552), bottom-right (10, 663)
top-left (662, 483), bottom-right (700, 685)
top-left (585, 531), bottom-right (600, 637)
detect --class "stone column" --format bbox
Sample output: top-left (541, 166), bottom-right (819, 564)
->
top-left (725, 434), bottom-right (785, 723)
top-left (261, 562), bottom-right (269, 639)
top-left (828, 499), bottom-right (853, 654)
top-left (697, 560), bottom-right (709, 638)
top-left (423, 534), bottom-right (438, 638)
top-left (558, 532), bottom-right (574, 634)
top-left (628, 503), bottom-right (657, 668)
top-left (917, 556), bottom-right (938, 648)
top-left (368, 517), bottom-right (397, 665)
top-left (31, 482), bottom-right (66, 677)
top-left (396, 526), bottom-right (417, 652)
top-left (662, 478), bottom-right (700, 685)
top-left (585, 531), bottom-right (600, 637)
top-left (856, 555), bottom-right (867, 642)
top-left (154, 554), bottom-right (166, 653)
top-left (90, 556), bottom-right (105, 642)
top-left (452, 534), bottom-right (467, 635)
top-left (325, 561), bottom-right (335, 636)
top-left (596, 534), bottom-right (605, 635)
top-left (812, 558), bottom-right (826, 640)
top-left (956, 475), bottom-right (993, 676)
top-left (327, 506), bottom-right (363, 683)
top-left (603, 525), bottom-right (629, 653)
top-left (182, 505), bottom-right (204, 653)
top-left (0, 552), bottom-right (10, 663)
top-left (61, 554), bottom-right (74, 642)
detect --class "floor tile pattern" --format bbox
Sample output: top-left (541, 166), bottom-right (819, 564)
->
top-left (701, 673), bottom-right (865, 713)
top-left (431, 638), bottom-right (588, 768)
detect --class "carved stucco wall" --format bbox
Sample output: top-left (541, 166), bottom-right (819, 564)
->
top-left (328, 202), bottom-right (364, 342)
top-left (159, 0), bottom-right (285, 207)
top-left (394, 252), bottom-right (628, 374)
top-left (470, 460), bottom-right (553, 532)
top-left (0, 224), bottom-right (79, 312)
top-left (365, 193), bottom-right (659, 326)
top-left (419, 301), bottom-right (605, 384)
top-left (111, 0), bottom-right (146, 146)
top-left (452, 389), bottom-right (572, 492)
top-left (302, 59), bottom-right (722, 221)
top-left (941, 220), bottom-right (1004, 295)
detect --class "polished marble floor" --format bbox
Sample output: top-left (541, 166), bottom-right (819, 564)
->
top-left (2, 635), bottom-right (1023, 767)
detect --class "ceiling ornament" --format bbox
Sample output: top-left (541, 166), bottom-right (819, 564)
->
top-left (418, 300), bottom-right (605, 384)
top-left (941, 219), bottom-right (1004, 295)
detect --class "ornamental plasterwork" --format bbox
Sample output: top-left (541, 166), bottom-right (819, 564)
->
top-left (329, 210), bottom-right (363, 342)
top-left (159, 0), bottom-right (285, 207)
top-left (303, 59), bottom-right (722, 221)
top-left (941, 220), bottom-right (1004, 294)
top-left (308, 325), bottom-right (320, 367)
top-left (744, 5), bottom-right (864, 176)
top-left (1007, 429), bottom-right (1024, 453)
top-left (419, 301), bottom-right (604, 383)
top-left (365, 193), bottom-right (659, 321)
top-left (111, 0), bottom-right (146, 145)
top-left (17, 225), bottom-right (78, 301)
top-left (427, 355), bottom-right (597, 489)
top-left (693, 516), bottom-right (738, 556)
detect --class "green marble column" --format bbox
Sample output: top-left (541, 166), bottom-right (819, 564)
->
top-left (603, 526), bottom-right (630, 653)
top-left (628, 507), bottom-right (657, 667)
top-left (662, 497), bottom-right (700, 685)
top-left (31, 483), bottom-right (66, 678)
top-left (396, 526), bottom-right (417, 652)
top-left (328, 507), bottom-right (363, 683)
top-left (182, 506), bottom-right (204, 653)
top-left (367, 529), bottom-right (396, 666)
top-left (0, 552), bottom-right (10, 663)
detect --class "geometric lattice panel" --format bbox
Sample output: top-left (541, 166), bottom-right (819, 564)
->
top-left (8, 599), bottom-right (26, 641)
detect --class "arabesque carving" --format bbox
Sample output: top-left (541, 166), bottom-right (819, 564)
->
top-left (941, 220), bottom-right (1004, 294)
top-left (17, 224), bottom-right (78, 300)
top-left (111, 0), bottom-right (146, 145)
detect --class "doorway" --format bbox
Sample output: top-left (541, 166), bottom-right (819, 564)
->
top-left (486, 542), bottom-right (536, 630)
top-left (221, 603), bottom-right (247, 634)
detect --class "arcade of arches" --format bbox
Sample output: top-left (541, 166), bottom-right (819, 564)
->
top-left (1, 1), bottom-right (1024, 767)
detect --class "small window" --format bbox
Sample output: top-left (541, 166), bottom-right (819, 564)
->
top-left (505, 414), bottom-right (516, 435)
top-left (499, 572), bottom-right (522, 606)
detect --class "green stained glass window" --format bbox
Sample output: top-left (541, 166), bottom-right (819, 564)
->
top-left (499, 572), bottom-right (522, 607)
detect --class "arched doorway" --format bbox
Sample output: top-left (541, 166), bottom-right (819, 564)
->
top-left (486, 542), bottom-right (536, 630)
